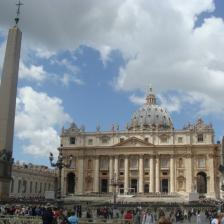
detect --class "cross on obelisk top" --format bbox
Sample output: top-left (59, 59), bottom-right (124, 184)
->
top-left (15, 0), bottom-right (24, 25)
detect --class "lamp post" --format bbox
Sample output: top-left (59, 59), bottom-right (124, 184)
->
top-left (49, 149), bottom-right (73, 203)
top-left (110, 173), bottom-right (119, 210)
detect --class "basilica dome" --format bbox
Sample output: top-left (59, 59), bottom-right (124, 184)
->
top-left (127, 87), bottom-right (173, 131)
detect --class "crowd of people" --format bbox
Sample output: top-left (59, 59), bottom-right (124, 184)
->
top-left (1, 203), bottom-right (224, 223)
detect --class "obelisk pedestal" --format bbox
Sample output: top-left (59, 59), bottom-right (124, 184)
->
top-left (0, 26), bottom-right (22, 201)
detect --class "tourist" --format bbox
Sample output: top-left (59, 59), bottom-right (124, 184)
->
top-left (211, 213), bottom-right (220, 224)
top-left (68, 211), bottom-right (79, 224)
top-left (42, 206), bottom-right (54, 224)
top-left (142, 209), bottom-right (154, 224)
top-left (124, 210), bottom-right (133, 224)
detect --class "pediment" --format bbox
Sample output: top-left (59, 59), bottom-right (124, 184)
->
top-left (113, 137), bottom-right (154, 147)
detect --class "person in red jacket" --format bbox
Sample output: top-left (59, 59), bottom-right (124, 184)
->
top-left (124, 210), bottom-right (133, 224)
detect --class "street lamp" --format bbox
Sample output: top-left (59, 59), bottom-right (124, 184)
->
top-left (110, 173), bottom-right (119, 210)
top-left (49, 150), bottom-right (73, 201)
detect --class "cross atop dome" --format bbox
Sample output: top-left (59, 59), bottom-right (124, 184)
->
top-left (145, 84), bottom-right (156, 105)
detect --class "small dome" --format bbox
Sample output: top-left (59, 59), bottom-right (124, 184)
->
top-left (128, 87), bottom-right (173, 131)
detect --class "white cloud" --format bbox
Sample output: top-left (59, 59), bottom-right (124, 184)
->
top-left (61, 73), bottom-right (84, 86)
top-left (0, 0), bottom-right (224, 116)
top-left (19, 62), bottom-right (47, 82)
top-left (129, 94), bottom-right (145, 105)
top-left (15, 86), bottom-right (72, 157)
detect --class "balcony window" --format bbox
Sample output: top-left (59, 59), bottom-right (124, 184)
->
top-left (119, 159), bottom-right (124, 169)
top-left (160, 159), bottom-right (169, 169)
top-left (144, 158), bottom-right (150, 169)
top-left (100, 158), bottom-right (108, 170)
top-left (130, 158), bottom-right (138, 169)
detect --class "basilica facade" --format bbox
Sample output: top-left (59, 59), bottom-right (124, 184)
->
top-left (60, 88), bottom-right (220, 200)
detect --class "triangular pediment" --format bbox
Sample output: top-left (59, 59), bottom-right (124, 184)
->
top-left (113, 137), bottom-right (154, 147)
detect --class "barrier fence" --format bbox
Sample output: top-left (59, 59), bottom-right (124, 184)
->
top-left (0, 216), bottom-right (133, 224)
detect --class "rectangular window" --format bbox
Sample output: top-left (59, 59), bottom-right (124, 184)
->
top-left (198, 158), bottom-right (206, 168)
top-left (100, 158), bottom-right (109, 170)
top-left (70, 137), bottom-right (76, 144)
top-left (144, 158), bottom-right (150, 169)
top-left (119, 159), bottom-right (124, 169)
top-left (178, 137), bottom-right (183, 143)
top-left (160, 159), bottom-right (169, 169)
top-left (88, 139), bottom-right (93, 145)
top-left (144, 138), bottom-right (149, 142)
top-left (130, 158), bottom-right (138, 169)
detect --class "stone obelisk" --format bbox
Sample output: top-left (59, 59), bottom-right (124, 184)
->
top-left (0, 4), bottom-right (22, 201)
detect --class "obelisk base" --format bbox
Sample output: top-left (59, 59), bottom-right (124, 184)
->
top-left (0, 161), bottom-right (11, 201)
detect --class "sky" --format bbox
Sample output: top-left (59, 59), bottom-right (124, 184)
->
top-left (0, 0), bottom-right (224, 166)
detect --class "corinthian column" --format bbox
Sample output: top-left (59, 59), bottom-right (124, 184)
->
top-left (186, 155), bottom-right (193, 193)
top-left (139, 156), bottom-right (144, 193)
top-left (208, 154), bottom-right (215, 196)
top-left (93, 157), bottom-right (99, 193)
top-left (155, 156), bottom-right (160, 192)
top-left (150, 156), bottom-right (154, 192)
top-left (109, 157), bottom-right (113, 193)
top-left (170, 155), bottom-right (175, 193)
top-left (77, 157), bottom-right (84, 194)
top-left (114, 156), bottom-right (119, 192)
top-left (124, 156), bottom-right (129, 194)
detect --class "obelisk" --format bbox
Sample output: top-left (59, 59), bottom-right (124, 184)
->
top-left (0, 2), bottom-right (22, 201)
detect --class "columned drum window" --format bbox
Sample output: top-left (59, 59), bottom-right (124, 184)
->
top-left (197, 134), bottom-right (203, 142)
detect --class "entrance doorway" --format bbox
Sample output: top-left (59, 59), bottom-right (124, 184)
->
top-left (144, 184), bottom-right (149, 193)
top-left (67, 173), bottom-right (75, 194)
top-left (119, 183), bottom-right (124, 194)
top-left (161, 179), bottom-right (168, 193)
top-left (101, 179), bottom-right (108, 193)
top-left (131, 179), bottom-right (138, 194)
top-left (197, 172), bottom-right (207, 193)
